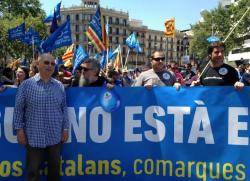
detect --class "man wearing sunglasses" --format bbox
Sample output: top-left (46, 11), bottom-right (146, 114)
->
top-left (13, 53), bottom-right (69, 181)
top-left (133, 50), bottom-right (181, 90)
top-left (79, 58), bottom-right (109, 87)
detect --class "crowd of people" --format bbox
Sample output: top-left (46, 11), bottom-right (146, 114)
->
top-left (0, 42), bottom-right (247, 181)
top-left (0, 42), bottom-right (247, 90)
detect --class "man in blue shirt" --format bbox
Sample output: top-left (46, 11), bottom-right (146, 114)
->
top-left (13, 53), bottom-right (69, 181)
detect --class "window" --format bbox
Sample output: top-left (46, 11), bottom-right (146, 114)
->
top-left (75, 25), bottom-right (79, 32)
top-left (109, 27), bottom-right (112, 34)
top-left (75, 14), bottom-right (79, 21)
top-left (123, 29), bottom-right (127, 36)
top-left (116, 18), bottom-right (119, 25)
top-left (116, 28), bottom-right (119, 35)
top-left (116, 37), bottom-right (119, 44)
top-left (76, 34), bottom-right (79, 42)
top-left (123, 19), bottom-right (127, 26)
top-left (109, 36), bottom-right (112, 43)
top-left (66, 15), bottom-right (70, 20)
top-left (109, 17), bottom-right (113, 24)
top-left (123, 38), bottom-right (126, 45)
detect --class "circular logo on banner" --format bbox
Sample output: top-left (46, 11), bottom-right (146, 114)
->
top-left (163, 73), bottom-right (171, 80)
top-left (219, 68), bottom-right (228, 75)
top-left (99, 89), bottom-right (121, 113)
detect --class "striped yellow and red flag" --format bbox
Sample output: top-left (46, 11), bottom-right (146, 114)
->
top-left (164, 18), bottom-right (175, 38)
top-left (62, 44), bottom-right (75, 62)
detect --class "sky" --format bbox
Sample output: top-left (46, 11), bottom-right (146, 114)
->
top-left (40, 0), bottom-right (219, 31)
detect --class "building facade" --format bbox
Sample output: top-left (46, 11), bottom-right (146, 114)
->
top-left (61, 0), bottom-right (188, 68)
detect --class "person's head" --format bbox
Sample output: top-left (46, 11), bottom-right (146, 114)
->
top-left (245, 64), bottom-right (250, 72)
top-left (208, 42), bottom-right (225, 63)
top-left (16, 66), bottom-right (29, 83)
top-left (170, 61), bottom-right (178, 72)
top-left (37, 53), bottom-right (56, 78)
top-left (29, 62), bottom-right (39, 77)
top-left (150, 51), bottom-right (165, 72)
top-left (185, 63), bottom-right (192, 70)
top-left (107, 62), bottom-right (113, 71)
top-left (81, 59), bottom-right (101, 83)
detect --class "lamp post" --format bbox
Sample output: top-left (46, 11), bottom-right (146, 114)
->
top-left (88, 41), bottom-right (93, 56)
top-left (182, 33), bottom-right (189, 56)
top-left (163, 37), bottom-right (168, 66)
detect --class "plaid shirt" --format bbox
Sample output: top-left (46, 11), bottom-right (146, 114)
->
top-left (13, 74), bottom-right (69, 148)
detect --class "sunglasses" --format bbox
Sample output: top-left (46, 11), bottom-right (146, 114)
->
top-left (152, 57), bottom-right (165, 62)
top-left (82, 67), bottom-right (93, 72)
top-left (43, 61), bottom-right (56, 66)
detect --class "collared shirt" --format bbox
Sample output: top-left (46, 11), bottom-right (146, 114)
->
top-left (13, 74), bottom-right (69, 148)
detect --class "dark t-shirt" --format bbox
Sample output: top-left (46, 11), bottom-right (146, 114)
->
top-left (88, 76), bottom-right (107, 87)
top-left (200, 63), bottom-right (239, 86)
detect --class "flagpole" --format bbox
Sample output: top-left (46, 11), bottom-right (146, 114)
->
top-left (136, 52), bottom-right (138, 69)
top-left (119, 45), bottom-right (123, 69)
top-left (32, 35), bottom-right (35, 61)
top-left (124, 48), bottom-right (130, 69)
top-left (199, 6), bottom-right (250, 79)
top-left (106, 48), bottom-right (109, 71)
top-left (223, 7), bottom-right (250, 43)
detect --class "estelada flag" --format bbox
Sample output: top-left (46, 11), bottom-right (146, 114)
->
top-left (62, 44), bottom-right (75, 62)
top-left (164, 19), bottom-right (175, 38)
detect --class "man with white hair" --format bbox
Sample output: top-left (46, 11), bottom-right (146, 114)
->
top-left (13, 53), bottom-right (69, 181)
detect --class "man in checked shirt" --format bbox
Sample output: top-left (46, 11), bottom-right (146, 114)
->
top-left (13, 53), bottom-right (69, 181)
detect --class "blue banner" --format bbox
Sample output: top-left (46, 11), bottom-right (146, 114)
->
top-left (72, 45), bottom-right (88, 74)
top-left (23, 27), bottom-right (41, 46)
top-left (8, 23), bottom-right (25, 41)
top-left (40, 20), bottom-right (72, 53)
top-left (0, 87), bottom-right (250, 180)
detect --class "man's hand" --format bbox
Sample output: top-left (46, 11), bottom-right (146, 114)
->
top-left (173, 82), bottom-right (181, 91)
top-left (0, 85), bottom-right (6, 92)
top-left (61, 130), bottom-right (69, 143)
top-left (234, 81), bottom-right (244, 91)
top-left (17, 129), bottom-right (27, 146)
top-left (191, 80), bottom-right (201, 87)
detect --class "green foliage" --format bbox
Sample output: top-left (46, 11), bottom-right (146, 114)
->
top-left (0, 0), bottom-right (47, 63)
top-left (190, 0), bottom-right (249, 60)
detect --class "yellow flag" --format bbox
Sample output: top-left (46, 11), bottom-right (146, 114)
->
top-left (113, 50), bottom-right (122, 71)
top-left (64, 59), bottom-right (72, 68)
top-left (164, 19), bottom-right (175, 38)
top-left (62, 44), bottom-right (75, 62)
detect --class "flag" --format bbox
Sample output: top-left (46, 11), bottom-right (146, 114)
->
top-left (8, 23), bottom-right (25, 41)
top-left (62, 44), bottom-right (75, 62)
top-left (109, 45), bottom-right (120, 60)
top-left (50, 10), bottom-right (58, 34)
top-left (44, 1), bottom-right (61, 23)
top-left (113, 46), bottom-right (122, 71)
top-left (101, 15), bottom-right (109, 50)
top-left (135, 39), bottom-right (142, 53)
top-left (72, 45), bottom-right (89, 73)
top-left (207, 36), bottom-right (220, 43)
top-left (100, 51), bottom-right (107, 69)
top-left (40, 19), bottom-right (72, 53)
top-left (64, 59), bottom-right (72, 68)
top-left (164, 18), bottom-right (175, 38)
top-left (86, 6), bottom-right (106, 52)
top-left (23, 27), bottom-right (41, 45)
top-left (126, 32), bottom-right (137, 49)
top-left (55, 58), bottom-right (63, 72)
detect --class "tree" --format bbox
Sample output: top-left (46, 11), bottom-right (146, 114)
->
top-left (190, 0), bottom-right (250, 60)
top-left (0, 0), bottom-right (47, 65)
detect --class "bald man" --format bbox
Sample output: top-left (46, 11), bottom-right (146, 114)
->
top-left (13, 53), bottom-right (69, 181)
